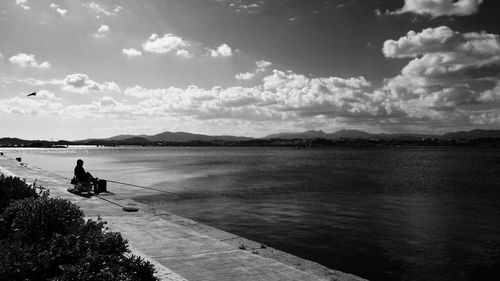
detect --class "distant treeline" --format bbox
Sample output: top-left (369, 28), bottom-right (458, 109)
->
top-left (1, 137), bottom-right (500, 148)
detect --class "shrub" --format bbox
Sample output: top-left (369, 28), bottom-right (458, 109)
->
top-left (0, 197), bottom-right (84, 242)
top-left (0, 180), bottom-right (158, 281)
top-left (0, 219), bottom-right (155, 281)
top-left (52, 255), bottom-right (158, 281)
top-left (0, 175), bottom-right (44, 213)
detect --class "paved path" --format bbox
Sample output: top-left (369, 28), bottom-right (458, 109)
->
top-left (0, 155), bottom-right (366, 281)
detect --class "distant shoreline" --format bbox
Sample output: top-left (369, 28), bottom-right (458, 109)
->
top-left (1, 137), bottom-right (500, 148)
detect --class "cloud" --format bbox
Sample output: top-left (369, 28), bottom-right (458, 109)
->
top-left (0, 96), bottom-right (63, 116)
top-left (113, 6), bottom-right (123, 13)
top-left (9, 53), bottom-right (51, 69)
top-left (261, 70), bottom-right (393, 118)
top-left (83, 2), bottom-right (122, 18)
top-left (36, 90), bottom-right (63, 101)
top-left (142, 33), bottom-right (190, 56)
top-left (383, 26), bottom-right (500, 121)
top-left (5, 65), bottom-right (498, 132)
top-left (383, 26), bottom-right (462, 58)
top-left (4, 23), bottom-right (498, 132)
top-left (122, 85), bottom-right (281, 121)
top-left (93, 25), bottom-right (110, 39)
top-left (122, 48), bottom-right (142, 57)
top-left (124, 85), bottom-right (167, 99)
top-left (209, 43), bottom-right (233, 57)
top-left (393, 0), bottom-right (483, 17)
top-left (235, 72), bottom-right (256, 80)
top-left (121, 70), bottom-right (395, 123)
top-left (176, 49), bottom-right (193, 59)
top-left (2, 74), bottom-right (121, 96)
top-left (384, 26), bottom-right (500, 81)
top-left (16, 0), bottom-right (30, 10)
top-left (62, 73), bottom-right (120, 94)
top-left (235, 60), bottom-right (272, 80)
top-left (383, 26), bottom-right (500, 61)
top-left (63, 96), bottom-right (135, 118)
top-left (49, 3), bottom-right (67, 16)
top-left (225, 0), bottom-right (265, 14)
top-left (256, 60), bottom-right (272, 70)
top-left (0, 76), bottom-right (62, 87)
top-left (139, 35), bottom-right (232, 59)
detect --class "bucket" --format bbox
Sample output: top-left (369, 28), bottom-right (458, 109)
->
top-left (96, 179), bottom-right (107, 193)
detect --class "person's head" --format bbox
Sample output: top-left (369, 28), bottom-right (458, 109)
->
top-left (76, 159), bottom-right (84, 166)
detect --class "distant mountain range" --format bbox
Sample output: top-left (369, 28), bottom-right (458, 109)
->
top-left (264, 129), bottom-right (500, 140)
top-left (265, 129), bottom-right (373, 139)
top-left (95, 129), bottom-right (500, 142)
top-left (1, 129), bottom-right (500, 146)
top-left (98, 131), bottom-right (254, 143)
top-left (440, 129), bottom-right (500, 139)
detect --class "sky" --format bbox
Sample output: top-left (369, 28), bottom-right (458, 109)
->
top-left (0, 0), bottom-right (499, 140)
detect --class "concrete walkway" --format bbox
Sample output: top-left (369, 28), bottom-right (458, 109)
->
top-left (0, 155), bottom-right (366, 281)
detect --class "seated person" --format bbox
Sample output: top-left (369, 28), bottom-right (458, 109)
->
top-left (74, 159), bottom-right (97, 193)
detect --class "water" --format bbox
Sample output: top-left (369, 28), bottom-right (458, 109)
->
top-left (2, 146), bottom-right (499, 281)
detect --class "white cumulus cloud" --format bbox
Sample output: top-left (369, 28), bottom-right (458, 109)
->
top-left (235, 72), bottom-right (256, 80)
top-left (49, 3), bottom-right (67, 16)
top-left (37, 90), bottom-right (63, 101)
top-left (93, 25), bottom-right (110, 39)
top-left (122, 48), bottom-right (142, 57)
top-left (142, 33), bottom-right (190, 55)
top-left (16, 0), bottom-right (30, 10)
top-left (122, 70), bottom-right (390, 123)
top-left (393, 0), bottom-right (483, 17)
top-left (383, 26), bottom-right (463, 58)
top-left (83, 2), bottom-right (122, 18)
top-left (9, 53), bottom-right (51, 69)
top-left (176, 49), bottom-right (193, 59)
top-left (0, 96), bottom-right (63, 116)
top-left (209, 43), bottom-right (233, 57)
top-left (256, 60), bottom-right (272, 70)
top-left (62, 73), bottom-right (120, 94)
top-left (383, 26), bottom-right (500, 120)
top-left (235, 60), bottom-right (272, 80)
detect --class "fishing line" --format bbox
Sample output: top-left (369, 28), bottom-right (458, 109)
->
top-left (1, 153), bottom-right (180, 211)
top-left (102, 179), bottom-right (179, 196)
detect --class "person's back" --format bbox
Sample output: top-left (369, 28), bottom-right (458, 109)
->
top-left (74, 159), bottom-right (87, 182)
top-left (72, 159), bottom-right (97, 194)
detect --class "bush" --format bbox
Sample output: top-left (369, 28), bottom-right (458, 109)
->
top-left (0, 176), bottom-right (158, 281)
top-left (53, 255), bottom-right (158, 281)
top-left (0, 218), bottom-right (155, 281)
top-left (0, 175), bottom-right (44, 213)
top-left (0, 197), bottom-right (84, 242)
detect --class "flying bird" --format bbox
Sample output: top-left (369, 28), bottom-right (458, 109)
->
top-left (27, 92), bottom-right (37, 97)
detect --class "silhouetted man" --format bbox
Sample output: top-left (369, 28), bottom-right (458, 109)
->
top-left (74, 159), bottom-right (97, 193)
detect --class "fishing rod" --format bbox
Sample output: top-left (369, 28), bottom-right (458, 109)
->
top-left (1, 154), bottom-right (179, 211)
top-left (102, 179), bottom-right (179, 196)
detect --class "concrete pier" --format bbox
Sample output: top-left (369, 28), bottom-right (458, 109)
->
top-left (0, 155), bottom-right (366, 281)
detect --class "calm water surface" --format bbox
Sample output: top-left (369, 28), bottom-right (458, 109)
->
top-left (2, 146), bottom-right (500, 281)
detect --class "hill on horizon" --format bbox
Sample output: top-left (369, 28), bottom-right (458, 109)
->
top-left (4, 129), bottom-right (500, 145)
top-left (98, 128), bottom-right (500, 142)
top-left (265, 129), bottom-right (373, 139)
top-left (264, 129), bottom-right (500, 140)
top-left (95, 131), bottom-right (254, 143)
